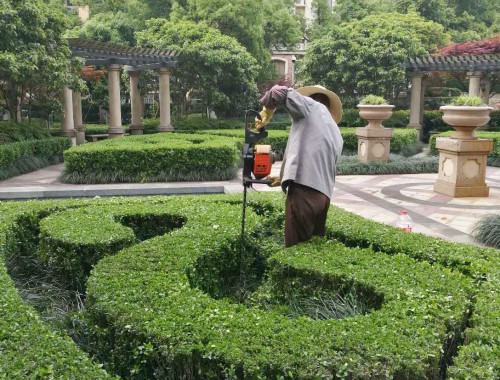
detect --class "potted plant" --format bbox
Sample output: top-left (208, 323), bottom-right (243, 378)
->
top-left (357, 95), bottom-right (395, 129)
top-left (440, 95), bottom-right (493, 140)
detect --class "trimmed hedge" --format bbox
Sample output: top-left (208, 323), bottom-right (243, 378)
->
top-left (0, 137), bottom-right (72, 181)
top-left (340, 127), bottom-right (419, 155)
top-left (0, 194), bottom-right (497, 378)
top-left (202, 127), bottom-right (419, 158)
top-left (61, 133), bottom-right (240, 184)
top-left (0, 201), bottom-right (115, 379)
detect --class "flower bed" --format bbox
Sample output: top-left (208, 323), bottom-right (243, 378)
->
top-left (0, 194), bottom-right (497, 379)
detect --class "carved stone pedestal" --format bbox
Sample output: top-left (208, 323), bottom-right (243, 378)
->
top-left (129, 124), bottom-right (144, 135)
top-left (355, 127), bottom-right (394, 163)
top-left (433, 138), bottom-right (493, 197)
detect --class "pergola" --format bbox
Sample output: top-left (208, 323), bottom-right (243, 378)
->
top-left (405, 53), bottom-right (500, 139)
top-left (62, 38), bottom-right (178, 144)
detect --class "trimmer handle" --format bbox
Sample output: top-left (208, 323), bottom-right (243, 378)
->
top-left (244, 109), bottom-right (268, 145)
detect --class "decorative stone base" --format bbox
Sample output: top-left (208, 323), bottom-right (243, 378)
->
top-left (75, 126), bottom-right (86, 145)
top-left (434, 137), bottom-right (493, 198)
top-left (157, 124), bottom-right (174, 132)
top-left (433, 182), bottom-right (489, 197)
top-left (356, 127), bottom-right (394, 163)
top-left (107, 127), bottom-right (125, 138)
top-left (59, 130), bottom-right (77, 146)
top-left (129, 124), bottom-right (144, 135)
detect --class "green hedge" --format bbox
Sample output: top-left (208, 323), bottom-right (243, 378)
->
top-left (202, 128), bottom-right (419, 158)
top-left (0, 137), bottom-right (72, 181)
top-left (200, 129), bottom-right (290, 160)
top-left (0, 194), bottom-right (497, 378)
top-left (340, 127), bottom-right (418, 155)
top-left (61, 133), bottom-right (240, 184)
top-left (0, 201), bottom-right (115, 379)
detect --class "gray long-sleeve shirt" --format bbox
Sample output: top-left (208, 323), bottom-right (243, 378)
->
top-left (279, 88), bottom-right (343, 200)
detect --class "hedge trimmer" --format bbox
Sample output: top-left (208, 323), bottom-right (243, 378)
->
top-left (240, 109), bottom-right (273, 238)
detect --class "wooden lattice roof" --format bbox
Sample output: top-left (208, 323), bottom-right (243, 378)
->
top-left (68, 38), bottom-right (178, 70)
top-left (406, 54), bottom-right (500, 72)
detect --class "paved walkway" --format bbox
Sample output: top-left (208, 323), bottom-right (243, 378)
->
top-left (1, 163), bottom-right (499, 247)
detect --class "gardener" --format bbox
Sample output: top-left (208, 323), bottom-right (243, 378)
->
top-left (255, 85), bottom-right (343, 247)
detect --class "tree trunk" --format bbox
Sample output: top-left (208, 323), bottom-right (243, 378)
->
top-left (6, 81), bottom-right (20, 123)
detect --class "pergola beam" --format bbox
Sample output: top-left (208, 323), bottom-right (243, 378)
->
top-left (405, 54), bottom-right (500, 140)
top-left (65, 38), bottom-right (180, 142)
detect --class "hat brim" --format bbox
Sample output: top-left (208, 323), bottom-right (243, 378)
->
top-left (296, 86), bottom-right (343, 124)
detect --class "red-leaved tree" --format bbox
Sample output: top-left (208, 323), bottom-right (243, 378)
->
top-left (439, 36), bottom-right (500, 56)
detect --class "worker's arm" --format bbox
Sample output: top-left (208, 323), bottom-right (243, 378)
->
top-left (255, 85), bottom-right (288, 130)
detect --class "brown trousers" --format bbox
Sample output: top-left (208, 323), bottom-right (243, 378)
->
top-left (285, 182), bottom-right (330, 247)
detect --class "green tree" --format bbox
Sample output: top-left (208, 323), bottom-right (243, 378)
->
top-left (137, 19), bottom-right (259, 116)
top-left (0, 0), bottom-right (81, 122)
top-left (72, 0), bottom-right (173, 23)
top-left (170, 0), bottom-right (301, 68)
top-left (69, 11), bottom-right (138, 45)
top-left (299, 12), bottom-right (449, 103)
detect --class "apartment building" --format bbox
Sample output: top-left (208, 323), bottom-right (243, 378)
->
top-left (271, 0), bottom-right (335, 84)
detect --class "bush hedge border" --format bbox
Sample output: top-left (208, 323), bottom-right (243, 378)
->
top-left (0, 194), bottom-right (497, 378)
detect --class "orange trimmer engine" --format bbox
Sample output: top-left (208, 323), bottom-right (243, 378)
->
top-left (241, 110), bottom-right (274, 187)
top-left (241, 109), bottom-right (274, 237)
top-left (252, 145), bottom-right (272, 179)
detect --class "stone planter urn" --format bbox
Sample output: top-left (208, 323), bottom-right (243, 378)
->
top-left (434, 105), bottom-right (494, 197)
top-left (356, 104), bottom-right (394, 163)
top-left (440, 106), bottom-right (493, 140)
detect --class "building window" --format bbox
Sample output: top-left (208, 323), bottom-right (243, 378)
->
top-left (271, 59), bottom-right (287, 80)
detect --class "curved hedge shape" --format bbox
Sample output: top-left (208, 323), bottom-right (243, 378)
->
top-left (38, 205), bottom-right (187, 290)
top-left (0, 195), bottom-right (498, 379)
top-left (62, 133), bottom-right (240, 184)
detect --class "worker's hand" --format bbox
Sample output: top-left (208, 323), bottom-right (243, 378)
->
top-left (255, 106), bottom-right (274, 130)
top-left (266, 176), bottom-right (281, 187)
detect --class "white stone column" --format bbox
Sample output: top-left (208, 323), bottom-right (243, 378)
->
top-left (107, 64), bottom-right (124, 138)
top-left (61, 86), bottom-right (76, 146)
top-left (158, 67), bottom-right (173, 132)
top-left (72, 91), bottom-right (85, 145)
top-left (407, 72), bottom-right (424, 140)
top-left (481, 75), bottom-right (491, 105)
top-left (468, 71), bottom-right (482, 97)
top-left (128, 70), bottom-right (144, 135)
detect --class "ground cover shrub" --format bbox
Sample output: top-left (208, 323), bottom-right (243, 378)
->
top-left (0, 121), bottom-right (52, 142)
top-left (429, 131), bottom-right (500, 166)
top-left (0, 137), bottom-right (71, 181)
top-left (61, 133), bottom-right (240, 184)
top-left (471, 214), bottom-right (500, 249)
top-left (337, 154), bottom-right (438, 175)
top-left (0, 194), bottom-right (497, 379)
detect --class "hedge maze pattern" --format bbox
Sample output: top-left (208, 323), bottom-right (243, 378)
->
top-left (0, 194), bottom-right (498, 379)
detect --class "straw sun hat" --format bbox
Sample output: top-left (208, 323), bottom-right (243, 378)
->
top-left (296, 85), bottom-right (343, 124)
